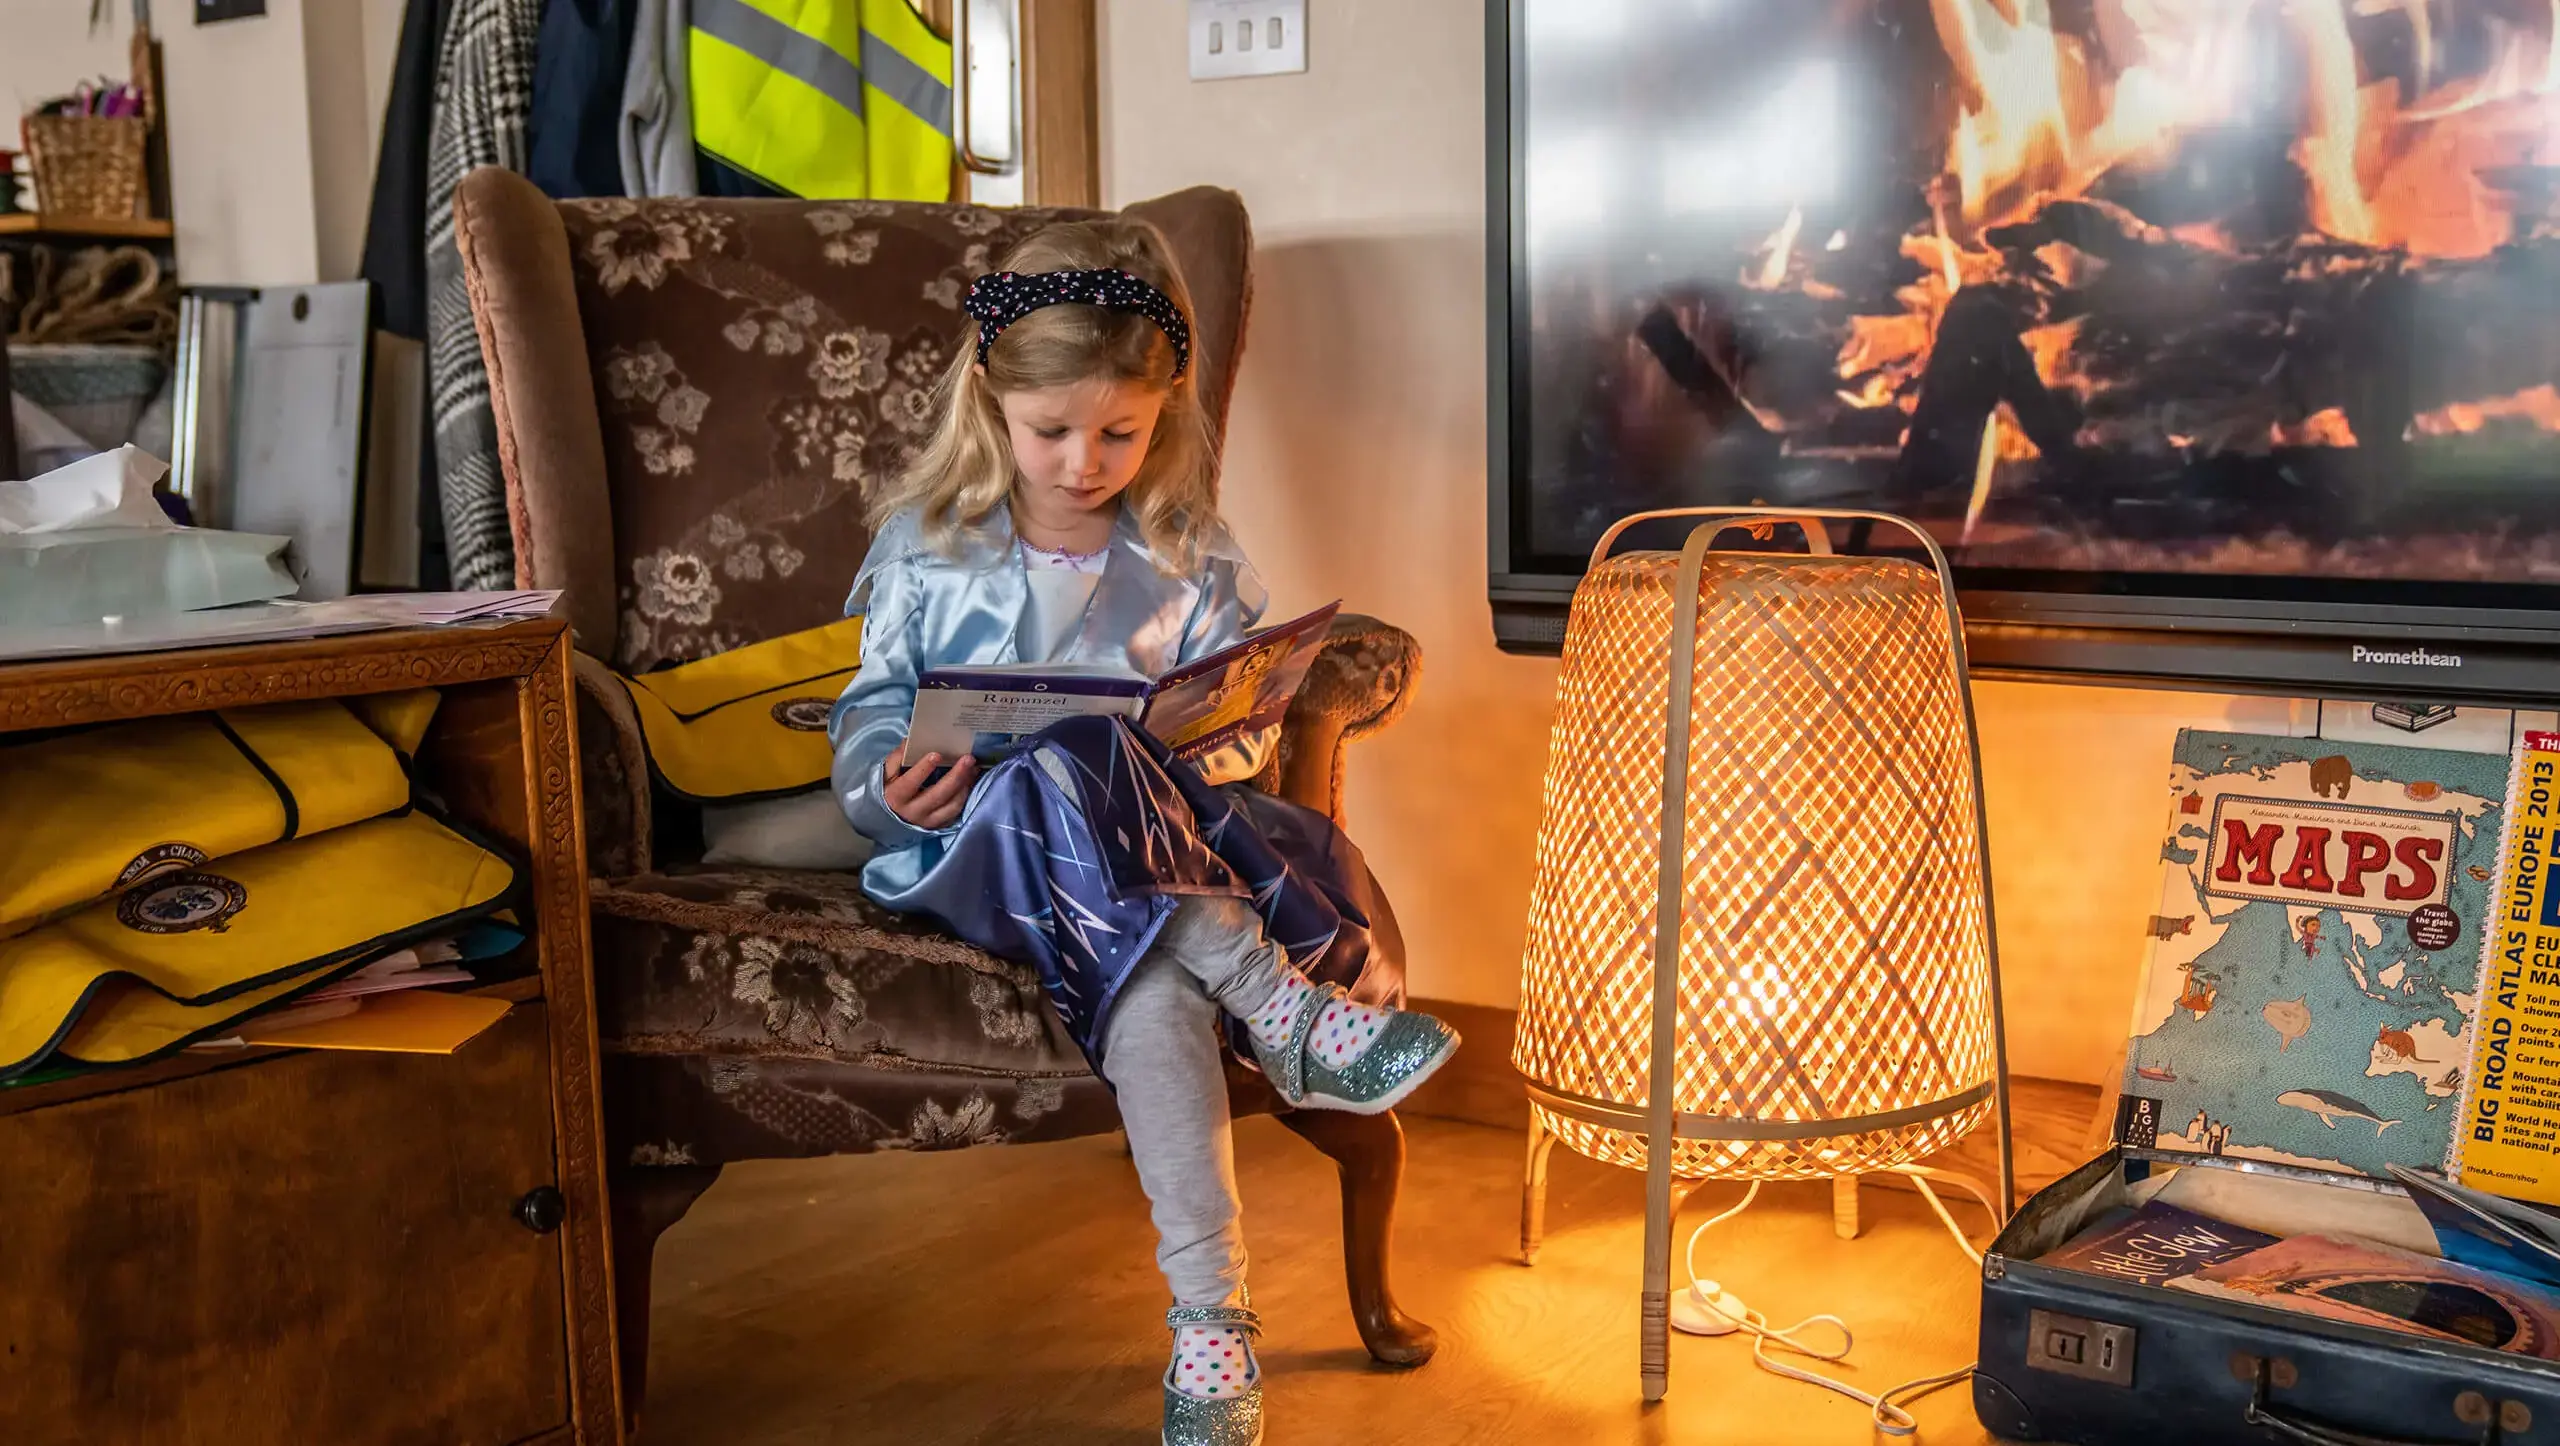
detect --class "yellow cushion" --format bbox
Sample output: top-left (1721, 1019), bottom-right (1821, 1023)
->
top-left (1, 812), bottom-right (518, 1078)
top-left (0, 698), bottom-right (413, 941)
top-left (53, 968), bottom-right (333, 1069)
top-left (347, 687), bottom-right (443, 755)
top-left (619, 617), bottom-right (862, 802)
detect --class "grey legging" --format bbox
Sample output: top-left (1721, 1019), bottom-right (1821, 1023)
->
top-left (1098, 895), bottom-right (1292, 1308)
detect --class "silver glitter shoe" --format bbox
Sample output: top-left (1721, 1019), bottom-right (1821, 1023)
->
top-left (1163, 1302), bottom-right (1265, 1446)
top-left (1252, 980), bottom-right (1460, 1115)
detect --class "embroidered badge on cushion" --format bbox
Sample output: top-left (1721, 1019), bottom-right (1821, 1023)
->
top-left (115, 872), bottom-right (249, 935)
top-left (114, 843), bottom-right (211, 890)
top-left (768, 697), bottom-right (835, 732)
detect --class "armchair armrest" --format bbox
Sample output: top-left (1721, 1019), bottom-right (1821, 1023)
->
top-left (571, 651), bottom-right (655, 879)
top-left (1263, 614), bottom-right (1420, 824)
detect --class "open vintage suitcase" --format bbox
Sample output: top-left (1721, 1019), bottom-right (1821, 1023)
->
top-left (1977, 1148), bottom-right (2560, 1445)
top-left (1976, 730), bottom-right (2560, 1446)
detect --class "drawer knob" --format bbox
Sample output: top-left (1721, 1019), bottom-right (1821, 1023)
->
top-left (514, 1186), bottom-right (567, 1235)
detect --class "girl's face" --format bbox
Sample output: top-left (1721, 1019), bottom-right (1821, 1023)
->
top-left (994, 375), bottom-right (1165, 525)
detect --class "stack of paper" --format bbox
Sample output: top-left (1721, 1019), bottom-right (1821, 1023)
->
top-left (361, 591), bottom-right (561, 624)
top-left (184, 926), bottom-right (524, 1056)
top-left (301, 947), bottom-right (477, 1003)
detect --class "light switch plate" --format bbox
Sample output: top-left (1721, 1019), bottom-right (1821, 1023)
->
top-left (1190, 0), bottom-right (1308, 80)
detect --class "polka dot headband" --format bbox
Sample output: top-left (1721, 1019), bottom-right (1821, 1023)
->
top-left (962, 267), bottom-right (1193, 380)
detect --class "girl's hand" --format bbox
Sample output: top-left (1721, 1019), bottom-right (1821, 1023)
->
top-left (882, 743), bottom-right (978, 829)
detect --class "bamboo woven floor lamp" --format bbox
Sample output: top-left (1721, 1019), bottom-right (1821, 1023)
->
top-left (1511, 508), bottom-right (2015, 1403)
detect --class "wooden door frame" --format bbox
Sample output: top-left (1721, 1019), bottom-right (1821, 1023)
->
top-left (1020, 0), bottom-right (1100, 208)
top-left (926, 0), bottom-right (1100, 209)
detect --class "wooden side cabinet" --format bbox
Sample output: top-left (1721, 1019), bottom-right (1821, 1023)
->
top-left (0, 618), bottom-right (622, 1446)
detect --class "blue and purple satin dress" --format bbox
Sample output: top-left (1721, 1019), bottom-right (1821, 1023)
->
top-left (828, 504), bottom-right (1402, 1071)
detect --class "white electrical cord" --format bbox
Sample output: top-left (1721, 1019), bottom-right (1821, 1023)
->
top-left (1676, 1168), bottom-right (1993, 1438)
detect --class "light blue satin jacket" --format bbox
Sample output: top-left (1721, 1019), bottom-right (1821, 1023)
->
top-left (829, 503), bottom-right (1276, 896)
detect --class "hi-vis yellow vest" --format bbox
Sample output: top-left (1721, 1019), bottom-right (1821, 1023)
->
top-left (692, 0), bottom-right (955, 201)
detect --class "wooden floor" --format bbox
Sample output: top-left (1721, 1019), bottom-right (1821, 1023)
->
top-left (641, 1114), bottom-right (2022, 1445)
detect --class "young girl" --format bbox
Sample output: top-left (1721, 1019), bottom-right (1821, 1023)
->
top-left (829, 219), bottom-right (1459, 1445)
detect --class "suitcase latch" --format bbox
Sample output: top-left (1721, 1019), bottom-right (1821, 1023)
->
top-left (2027, 1308), bottom-right (2136, 1387)
top-left (2229, 1351), bottom-right (2298, 1391)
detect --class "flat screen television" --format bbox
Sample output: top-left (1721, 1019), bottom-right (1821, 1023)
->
top-left (1488, 0), bottom-right (2560, 702)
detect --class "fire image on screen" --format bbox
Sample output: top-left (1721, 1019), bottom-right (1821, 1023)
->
top-left (1518, 0), bottom-right (2560, 588)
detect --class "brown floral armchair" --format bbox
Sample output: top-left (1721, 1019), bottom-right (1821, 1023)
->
top-left (450, 167), bottom-right (1432, 1427)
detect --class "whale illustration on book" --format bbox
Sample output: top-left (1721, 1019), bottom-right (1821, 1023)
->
top-left (2278, 1089), bottom-right (2398, 1134)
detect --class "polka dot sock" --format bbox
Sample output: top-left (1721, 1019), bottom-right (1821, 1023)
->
top-left (1243, 973), bottom-right (1313, 1050)
top-left (1242, 971), bottom-right (1395, 1071)
top-left (1170, 1323), bottom-right (1259, 1401)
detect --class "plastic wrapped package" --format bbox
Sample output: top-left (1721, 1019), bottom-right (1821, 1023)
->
top-left (0, 526), bottom-right (298, 625)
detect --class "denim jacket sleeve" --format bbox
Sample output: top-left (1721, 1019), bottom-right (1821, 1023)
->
top-left (829, 536), bottom-right (950, 851)
top-left (1178, 543), bottom-right (1279, 788)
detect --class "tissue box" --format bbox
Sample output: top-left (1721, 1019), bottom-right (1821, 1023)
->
top-left (0, 528), bottom-right (297, 626)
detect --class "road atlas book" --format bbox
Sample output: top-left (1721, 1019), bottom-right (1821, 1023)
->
top-left (2117, 731), bottom-right (2508, 1181)
top-left (2453, 731), bottom-right (2560, 1206)
top-left (906, 602), bottom-right (1340, 764)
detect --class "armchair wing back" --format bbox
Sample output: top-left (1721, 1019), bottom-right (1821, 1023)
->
top-left (449, 168), bottom-right (1253, 669)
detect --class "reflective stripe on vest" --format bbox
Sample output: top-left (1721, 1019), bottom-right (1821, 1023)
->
top-left (691, 0), bottom-right (954, 201)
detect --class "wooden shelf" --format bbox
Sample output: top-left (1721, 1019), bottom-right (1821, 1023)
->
top-left (0, 212), bottom-right (173, 240)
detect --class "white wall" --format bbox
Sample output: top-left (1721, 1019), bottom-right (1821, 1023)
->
top-left (1, 0), bottom-right (402, 284)
top-left (0, 3), bottom-right (131, 124)
top-left (1100, 0), bottom-right (1547, 1016)
top-left (1098, 0), bottom-right (2324, 1085)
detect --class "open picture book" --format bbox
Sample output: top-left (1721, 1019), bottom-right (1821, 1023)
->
top-left (907, 602), bottom-right (1340, 764)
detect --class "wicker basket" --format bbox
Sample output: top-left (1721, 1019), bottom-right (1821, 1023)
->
top-left (22, 114), bottom-right (147, 221)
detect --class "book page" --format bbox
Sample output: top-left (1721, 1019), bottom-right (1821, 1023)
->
top-left (1142, 603), bottom-right (1341, 762)
top-left (909, 671), bottom-right (1149, 760)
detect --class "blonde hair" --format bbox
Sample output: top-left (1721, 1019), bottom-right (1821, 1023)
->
top-left (871, 218), bottom-right (1219, 573)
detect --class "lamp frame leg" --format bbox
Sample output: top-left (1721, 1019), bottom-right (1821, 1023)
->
top-left (1639, 1162), bottom-right (1674, 1404)
top-left (1521, 1107), bottom-right (1559, 1265)
top-left (1637, 523), bottom-right (1720, 1407)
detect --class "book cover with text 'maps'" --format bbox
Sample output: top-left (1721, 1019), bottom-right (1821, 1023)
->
top-left (2118, 732), bottom-right (2507, 1182)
